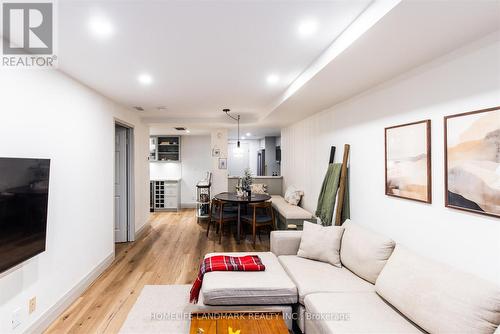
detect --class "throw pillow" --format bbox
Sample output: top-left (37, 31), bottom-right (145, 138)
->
top-left (250, 183), bottom-right (268, 194)
top-left (284, 186), bottom-right (303, 206)
top-left (297, 221), bottom-right (344, 267)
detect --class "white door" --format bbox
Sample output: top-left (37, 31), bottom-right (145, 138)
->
top-left (115, 126), bottom-right (128, 243)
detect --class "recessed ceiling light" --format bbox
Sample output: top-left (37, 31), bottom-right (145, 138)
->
top-left (186, 130), bottom-right (191, 133)
top-left (298, 19), bottom-right (318, 38)
top-left (266, 74), bottom-right (279, 85)
top-left (88, 16), bottom-right (115, 39)
top-left (138, 73), bottom-right (153, 85)
top-left (246, 132), bottom-right (251, 136)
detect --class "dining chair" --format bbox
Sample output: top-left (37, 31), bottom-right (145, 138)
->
top-left (241, 201), bottom-right (276, 247)
top-left (207, 198), bottom-right (238, 244)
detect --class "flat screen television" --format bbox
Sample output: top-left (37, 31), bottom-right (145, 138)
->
top-left (0, 158), bottom-right (50, 273)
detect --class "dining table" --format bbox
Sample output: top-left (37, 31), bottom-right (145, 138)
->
top-left (214, 192), bottom-right (272, 244)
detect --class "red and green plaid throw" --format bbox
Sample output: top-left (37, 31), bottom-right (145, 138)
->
top-left (190, 255), bottom-right (266, 303)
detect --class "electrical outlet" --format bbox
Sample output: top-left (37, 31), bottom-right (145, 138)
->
top-left (29, 297), bottom-right (36, 314)
top-left (12, 308), bottom-right (21, 329)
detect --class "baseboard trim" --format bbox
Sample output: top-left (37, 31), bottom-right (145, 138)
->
top-left (26, 252), bottom-right (115, 334)
top-left (135, 220), bottom-right (151, 240)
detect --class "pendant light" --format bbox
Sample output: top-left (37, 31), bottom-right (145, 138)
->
top-left (223, 108), bottom-right (241, 148)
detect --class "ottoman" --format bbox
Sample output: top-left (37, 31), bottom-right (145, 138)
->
top-left (201, 252), bottom-right (298, 306)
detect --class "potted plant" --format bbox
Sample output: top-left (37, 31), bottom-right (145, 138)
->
top-left (242, 168), bottom-right (253, 198)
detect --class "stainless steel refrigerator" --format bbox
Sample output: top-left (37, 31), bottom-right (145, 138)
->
top-left (257, 149), bottom-right (265, 176)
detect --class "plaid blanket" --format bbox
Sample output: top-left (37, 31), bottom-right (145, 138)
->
top-left (189, 255), bottom-right (266, 303)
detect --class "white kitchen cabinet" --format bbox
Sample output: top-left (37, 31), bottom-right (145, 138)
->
top-left (151, 180), bottom-right (180, 211)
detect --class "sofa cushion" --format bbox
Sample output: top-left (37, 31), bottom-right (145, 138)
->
top-left (270, 230), bottom-right (303, 256)
top-left (376, 245), bottom-right (500, 334)
top-left (298, 222), bottom-right (344, 267)
top-left (340, 220), bottom-right (395, 284)
top-left (271, 195), bottom-right (313, 220)
top-left (201, 252), bottom-right (297, 305)
top-left (278, 255), bottom-right (374, 304)
top-left (284, 185), bottom-right (303, 205)
top-left (196, 294), bottom-right (295, 330)
top-left (304, 292), bottom-right (423, 334)
top-left (250, 183), bottom-right (268, 194)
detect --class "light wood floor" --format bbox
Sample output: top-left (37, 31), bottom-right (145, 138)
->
top-left (44, 209), bottom-right (270, 334)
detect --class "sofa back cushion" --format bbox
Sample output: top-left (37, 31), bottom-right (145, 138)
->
top-left (297, 222), bottom-right (344, 267)
top-left (376, 245), bottom-right (500, 334)
top-left (340, 220), bottom-right (395, 284)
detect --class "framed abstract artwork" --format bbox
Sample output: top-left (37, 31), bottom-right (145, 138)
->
top-left (444, 106), bottom-right (500, 218)
top-left (385, 120), bottom-right (432, 203)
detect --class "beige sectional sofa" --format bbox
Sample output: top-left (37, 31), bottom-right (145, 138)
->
top-left (201, 221), bottom-right (500, 333)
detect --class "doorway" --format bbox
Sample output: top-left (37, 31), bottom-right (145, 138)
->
top-left (114, 123), bottom-right (135, 243)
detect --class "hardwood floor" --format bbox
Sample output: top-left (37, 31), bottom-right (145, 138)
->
top-left (44, 209), bottom-right (270, 334)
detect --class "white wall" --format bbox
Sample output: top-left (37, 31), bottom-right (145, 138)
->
top-left (0, 70), bottom-right (150, 333)
top-left (228, 141), bottom-right (250, 177)
top-left (180, 135), bottom-right (211, 206)
top-left (248, 140), bottom-right (260, 176)
top-left (281, 33), bottom-right (500, 283)
top-left (149, 162), bottom-right (182, 180)
top-left (211, 130), bottom-right (228, 196)
top-left (228, 139), bottom-right (260, 177)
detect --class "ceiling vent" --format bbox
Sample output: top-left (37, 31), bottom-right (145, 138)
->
top-left (174, 127), bottom-right (187, 131)
top-left (133, 106), bottom-right (145, 112)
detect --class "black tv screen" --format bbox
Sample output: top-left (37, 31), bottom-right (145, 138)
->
top-left (0, 158), bottom-right (50, 273)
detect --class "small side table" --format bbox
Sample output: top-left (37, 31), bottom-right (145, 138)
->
top-left (196, 181), bottom-right (211, 222)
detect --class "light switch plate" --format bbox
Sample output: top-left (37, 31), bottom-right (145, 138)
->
top-left (29, 297), bottom-right (36, 314)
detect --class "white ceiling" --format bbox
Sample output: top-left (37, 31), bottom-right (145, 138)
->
top-left (58, 0), bottom-right (371, 121)
top-left (149, 122), bottom-right (280, 140)
top-left (264, 0), bottom-right (500, 126)
top-left (56, 0), bottom-right (500, 133)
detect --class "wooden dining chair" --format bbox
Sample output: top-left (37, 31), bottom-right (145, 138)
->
top-left (241, 201), bottom-right (276, 247)
top-left (207, 198), bottom-right (238, 244)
